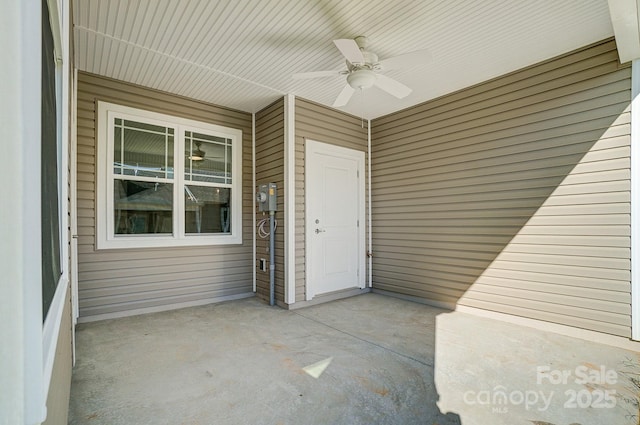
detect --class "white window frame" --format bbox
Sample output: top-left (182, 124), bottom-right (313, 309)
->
top-left (96, 101), bottom-right (242, 249)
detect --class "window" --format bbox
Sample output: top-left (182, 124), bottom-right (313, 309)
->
top-left (97, 102), bottom-right (242, 249)
top-left (41, 0), bottom-right (62, 319)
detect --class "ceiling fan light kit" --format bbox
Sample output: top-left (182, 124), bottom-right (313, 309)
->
top-left (292, 36), bottom-right (431, 108)
top-left (189, 151), bottom-right (204, 161)
top-left (347, 69), bottom-right (376, 89)
top-left (189, 141), bottom-right (205, 161)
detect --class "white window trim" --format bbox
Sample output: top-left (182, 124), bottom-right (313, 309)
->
top-left (42, 0), bottom-right (71, 406)
top-left (96, 101), bottom-right (242, 249)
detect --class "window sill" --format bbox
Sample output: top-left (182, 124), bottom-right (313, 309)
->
top-left (96, 233), bottom-right (243, 250)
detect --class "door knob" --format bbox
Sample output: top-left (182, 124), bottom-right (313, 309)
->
top-left (315, 228), bottom-right (326, 234)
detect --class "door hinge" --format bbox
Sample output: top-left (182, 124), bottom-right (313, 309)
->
top-left (357, 170), bottom-right (359, 178)
top-left (357, 219), bottom-right (359, 227)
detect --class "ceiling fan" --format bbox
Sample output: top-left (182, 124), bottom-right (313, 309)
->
top-left (188, 141), bottom-right (206, 161)
top-left (293, 36), bottom-right (431, 107)
top-left (188, 141), bottom-right (226, 164)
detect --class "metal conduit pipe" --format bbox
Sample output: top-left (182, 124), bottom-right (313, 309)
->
top-left (257, 182), bottom-right (278, 307)
top-left (269, 210), bottom-right (275, 306)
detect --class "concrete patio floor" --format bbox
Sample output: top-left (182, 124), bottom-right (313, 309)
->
top-left (68, 293), bottom-right (640, 425)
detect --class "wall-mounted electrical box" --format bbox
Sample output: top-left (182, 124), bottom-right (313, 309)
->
top-left (256, 182), bottom-right (277, 212)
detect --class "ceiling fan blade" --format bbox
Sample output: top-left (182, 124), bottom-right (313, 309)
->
top-left (292, 70), bottom-right (340, 80)
top-left (374, 74), bottom-right (412, 99)
top-left (332, 84), bottom-right (355, 107)
top-left (378, 49), bottom-right (432, 71)
top-left (333, 39), bottom-right (365, 64)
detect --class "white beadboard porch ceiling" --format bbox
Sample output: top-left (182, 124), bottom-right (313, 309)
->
top-left (74, 0), bottom-right (615, 120)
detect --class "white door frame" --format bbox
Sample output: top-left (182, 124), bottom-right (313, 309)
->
top-left (305, 139), bottom-right (366, 300)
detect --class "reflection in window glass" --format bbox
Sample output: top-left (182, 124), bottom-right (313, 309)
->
top-left (114, 180), bottom-right (173, 234)
top-left (113, 118), bottom-right (174, 178)
top-left (184, 131), bottom-right (232, 184)
top-left (185, 186), bottom-right (231, 234)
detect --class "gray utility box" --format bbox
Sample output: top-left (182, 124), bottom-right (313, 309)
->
top-left (257, 183), bottom-right (277, 212)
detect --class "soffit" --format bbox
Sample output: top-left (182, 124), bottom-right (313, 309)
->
top-left (74, 0), bottom-right (615, 119)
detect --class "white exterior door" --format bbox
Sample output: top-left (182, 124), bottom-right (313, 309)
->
top-left (306, 140), bottom-right (365, 299)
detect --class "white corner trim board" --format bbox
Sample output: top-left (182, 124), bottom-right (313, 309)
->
top-left (252, 112), bottom-right (257, 293)
top-left (284, 94), bottom-right (296, 305)
top-left (631, 59), bottom-right (640, 341)
top-left (367, 119), bottom-right (372, 288)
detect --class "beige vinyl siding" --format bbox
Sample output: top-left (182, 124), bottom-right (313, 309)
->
top-left (76, 72), bottom-right (254, 319)
top-left (255, 98), bottom-right (285, 303)
top-left (295, 99), bottom-right (369, 300)
top-left (371, 38), bottom-right (631, 337)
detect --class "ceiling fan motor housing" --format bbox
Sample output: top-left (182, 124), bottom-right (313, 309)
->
top-left (346, 49), bottom-right (379, 89)
top-left (347, 50), bottom-right (379, 69)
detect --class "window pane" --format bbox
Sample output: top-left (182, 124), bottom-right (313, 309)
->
top-left (226, 144), bottom-right (232, 184)
top-left (114, 180), bottom-right (173, 234)
top-left (113, 118), bottom-right (174, 178)
top-left (192, 131), bottom-right (226, 144)
top-left (185, 132), bottom-right (232, 184)
top-left (113, 125), bottom-right (122, 174)
top-left (42, 0), bottom-right (61, 320)
top-left (185, 186), bottom-right (231, 234)
top-left (124, 119), bottom-right (171, 134)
